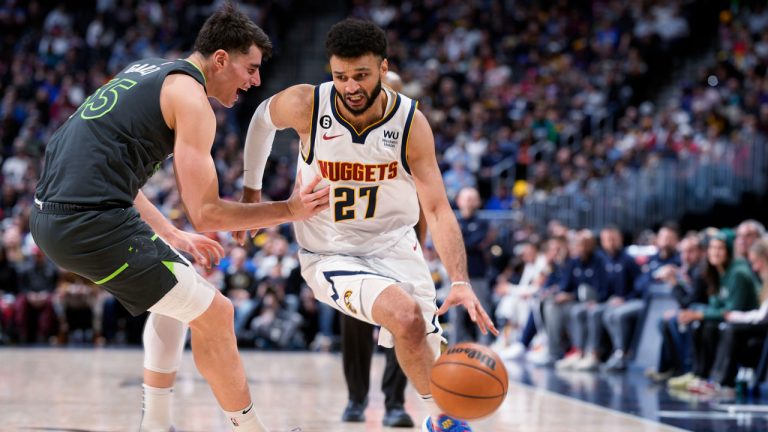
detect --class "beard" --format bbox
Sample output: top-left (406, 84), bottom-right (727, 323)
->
top-left (340, 79), bottom-right (382, 116)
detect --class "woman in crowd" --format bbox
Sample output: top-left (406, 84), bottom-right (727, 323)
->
top-left (668, 231), bottom-right (759, 394)
top-left (708, 237), bottom-right (768, 389)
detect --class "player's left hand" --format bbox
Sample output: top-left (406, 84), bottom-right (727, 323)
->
top-left (167, 230), bottom-right (225, 268)
top-left (437, 283), bottom-right (499, 336)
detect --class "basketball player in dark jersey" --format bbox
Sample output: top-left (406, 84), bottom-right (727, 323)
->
top-left (31, 4), bottom-right (328, 431)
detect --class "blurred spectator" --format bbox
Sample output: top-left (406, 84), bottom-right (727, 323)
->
top-left (492, 241), bottom-right (546, 353)
top-left (53, 270), bottom-right (103, 345)
top-left (14, 245), bottom-right (58, 343)
top-left (668, 231), bottom-right (759, 394)
top-left (0, 245), bottom-right (18, 343)
top-left (451, 186), bottom-right (492, 344)
top-left (635, 225), bottom-right (681, 294)
top-left (650, 233), bottom-right (708, 381)
top-left (222, 247), bottom-right (257, 340)
top-left (734, 219), bottom-right (765, 260)
top-left (544, 229), bottom-right (606, 367)
top-left (553, 230), bottom-right (611, 371)
top-left (600, 226), bottom-right (643, 371)
top-left (709, 237), bottom-right (768, 388)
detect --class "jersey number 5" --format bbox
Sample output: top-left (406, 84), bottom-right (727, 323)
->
top-left (334, 186), bottom-right (379, 222)
top-left (79, 78), bottom-right (137, 120)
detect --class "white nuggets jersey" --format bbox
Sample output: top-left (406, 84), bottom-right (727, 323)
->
top-left (295, 81), bottom-right (420, 256)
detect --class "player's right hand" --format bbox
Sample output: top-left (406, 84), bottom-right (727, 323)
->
top-left (287, 174), bottom-right (330, 220)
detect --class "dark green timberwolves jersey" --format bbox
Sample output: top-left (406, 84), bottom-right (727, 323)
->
top-left (36, 58), bottom-right (206, 206)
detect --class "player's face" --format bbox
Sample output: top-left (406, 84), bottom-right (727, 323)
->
top-left (330, 54), bottom-right (386, 116)
top-left (212, 45), bottom-right (263, 107)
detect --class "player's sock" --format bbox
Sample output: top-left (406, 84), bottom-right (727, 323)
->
top-left (419, 394), bottom-right (442, 423)
top-left (223, 402), bottom-right (268, 432)
top-left (140, 384), bottom-right (174, 431)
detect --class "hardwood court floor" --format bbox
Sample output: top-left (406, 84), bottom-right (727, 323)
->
top-left (0, 348), bottom-right (684, 432)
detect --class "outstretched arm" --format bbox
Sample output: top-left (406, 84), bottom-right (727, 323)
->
top-left (235, 84), bottom-right (316, 244)
top-left (160, 75), bottom-right (327, 233)
top-left (134, 190), bottom-right (224, 267)
top-left (407, 110), bottom-right (498, 336)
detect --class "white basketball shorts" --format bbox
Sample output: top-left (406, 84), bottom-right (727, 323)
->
top-left (299, 229), bottom-right (443, 354)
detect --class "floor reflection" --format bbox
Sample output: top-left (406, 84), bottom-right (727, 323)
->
top-left (506, 358), bottom-right (768, 432)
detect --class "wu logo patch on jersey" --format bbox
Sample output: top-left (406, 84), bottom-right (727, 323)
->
top-left (382, 129), bottom-right (400, 148)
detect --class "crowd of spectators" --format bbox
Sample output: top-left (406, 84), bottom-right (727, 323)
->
top-left (350, 0), bottom-right (768, 213)
top-left (1, 0), bottom-right (768, 372)
top-left (490, 217), bottom-right (768, 399)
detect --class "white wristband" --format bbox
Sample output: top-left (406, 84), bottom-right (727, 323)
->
top-left (451, 281), bottom-right (471, 288)
top-left (243, 97), bottom-right (278, 190)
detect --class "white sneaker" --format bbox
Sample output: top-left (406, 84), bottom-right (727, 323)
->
top-left (526, 346), bottom-right (553, 366)
top-left (555, 353), bottom-right (582, 371)
top-left (490, 336), bottom-right (509, 353)
top-left (500, 342), bottom-right (526, 360)
top-left (574, 355), bottom-right (600, 371)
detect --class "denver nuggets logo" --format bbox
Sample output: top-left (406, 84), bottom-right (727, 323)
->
top-left (343, 290), bottom-right (357, 314)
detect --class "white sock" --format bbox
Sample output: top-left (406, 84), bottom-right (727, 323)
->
top-left (223, 402), bottom-right (268, 432)
top-left (141, 384), bottom-right (174, 431)
top-left (419, 394), bottom-right (442, 423)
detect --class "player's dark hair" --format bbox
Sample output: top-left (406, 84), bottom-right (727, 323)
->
top-left (194, 2), bottom-right (272, 60)
top-left (325, 18), bottom-right (387, 60)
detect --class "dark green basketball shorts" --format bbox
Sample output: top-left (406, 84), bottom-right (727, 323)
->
top-left (30, 204), bottom-right (187, 316)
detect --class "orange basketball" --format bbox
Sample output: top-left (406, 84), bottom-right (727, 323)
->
top-left (430, 342), bottom-right (508, 420)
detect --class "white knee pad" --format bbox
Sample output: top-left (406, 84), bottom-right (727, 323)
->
top-left (143, 313), bottom-right (188, 374)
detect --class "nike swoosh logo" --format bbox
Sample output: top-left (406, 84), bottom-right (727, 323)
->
top-left (322, 132), bottom-right (343, 140)
top-left (242, 403), bottom-right (253, 415)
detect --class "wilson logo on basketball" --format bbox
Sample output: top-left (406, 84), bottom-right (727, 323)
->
top-left (445, 346), bottom-right (497, 371)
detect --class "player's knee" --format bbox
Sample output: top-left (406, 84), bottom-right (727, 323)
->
top-left (390, 301), bottom-right (425, 341)
top-left (191, 292), bottom-right (234, 333)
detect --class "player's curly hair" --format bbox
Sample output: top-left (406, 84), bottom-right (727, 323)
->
top-left (325, 18), bottom-right (387, 60)
top-left (194, 1), bottom-right (272, 60)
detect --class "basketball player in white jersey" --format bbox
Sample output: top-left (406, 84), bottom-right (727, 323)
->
top-left (240, 19), bottom-right (498, 432)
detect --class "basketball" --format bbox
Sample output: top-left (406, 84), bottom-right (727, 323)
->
top-left (430, 342), bottom-right (508, 420)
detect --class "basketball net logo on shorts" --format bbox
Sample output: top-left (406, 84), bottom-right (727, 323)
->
top-left (445, 346), bottom-right (498, 370)
top-left (343, 290), bottom-right (357, 314)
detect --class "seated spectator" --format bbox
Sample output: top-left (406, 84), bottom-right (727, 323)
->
top-left (13, 245), bottom-right (58, 343)
top-left (222, 247), bottom-right (257, 340)
top-left (508, 236), bottom-right (569, 362)
top-left (0, 245), bottom-right (19, 344)
top-left (650, 233), bottom-right (708, 381)
top-left (554, 230), bottom-right (611, 371)
top-left (600, 226), bottom-right (643, 371)
top-left (734, 219), bottom-right (765, 261)
top-left (492, 241), bottom-right (546, 354)
top-left (53, 270), bottom-right (103, 345)
top-left (668, 231), bottom-right (759, 394)
top-left (635, 225), bottom-right (682, 292)
top-left (543, 229), bottom-right (607, 367)
top-left (709, 237), bottom-right (768, 388)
